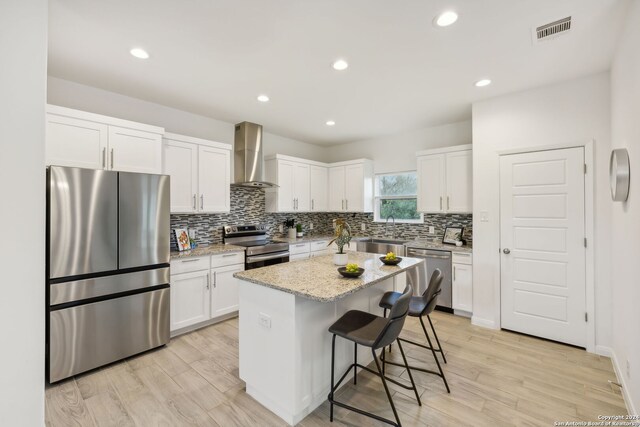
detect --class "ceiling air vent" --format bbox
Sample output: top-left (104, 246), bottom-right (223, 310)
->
top-left (533, 16), bottom-right (572, 43)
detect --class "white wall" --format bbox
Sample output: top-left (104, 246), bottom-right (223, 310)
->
top-left (610, 0), bottom-right (640, 414)
top-left (0, 0), bottom-right (47, 425)
top-left (471, 73), bottom-right (612, 351)
top-left (47, 77), bottom-right (329, 162)
top-left (324, 121), bottom-right (472, 173)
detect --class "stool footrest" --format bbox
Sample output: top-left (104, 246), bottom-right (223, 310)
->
top-left (398, 337), bottom-right (443, 353)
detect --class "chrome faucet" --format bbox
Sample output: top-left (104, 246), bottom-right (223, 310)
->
top-left (385, 215), bottom-right (397, 238)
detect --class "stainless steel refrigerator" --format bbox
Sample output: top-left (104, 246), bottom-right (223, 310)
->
top-left (46, 166), bottom-right (170, 383)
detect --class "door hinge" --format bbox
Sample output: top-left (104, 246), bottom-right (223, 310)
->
top-left (584, 238), bottom-right (587, 248)
top-left (585, 312), bottom-right (588, 322)
top-left (584, 164), bottom-right (587, 174)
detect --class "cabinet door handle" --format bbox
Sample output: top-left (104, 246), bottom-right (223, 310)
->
top-left (181, 258), bottom-right (199, 263)
top-left (193, 194), bottom-right (196, 210)
top-left (440, 196), bottom-right (443, 210)
top-left (222, 253), bottom-right (237, 257)
top-left (102, 147), bottom-right (106, 169)
top-left (200, 194), bottom-right (204, 209)
top-left (206, 273), bottom-right (210, 290)
top-left (447, 196), bottom-right (450, 210)
top-left (346, 199), bottom-right (348, 210)
top-left (341, 199), bottom-right (344, 210)
top-left (110, 149), bottom-right (114, 169)
top-left (311, 199), bottom-right (314, 210)
top-left (213, 271), bottom-right (217, 288)
top-left (453, 265), bottom-right (456, 281)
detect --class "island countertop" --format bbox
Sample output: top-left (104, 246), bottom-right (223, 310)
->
top-left (234, 252), bottom-right (424, 302)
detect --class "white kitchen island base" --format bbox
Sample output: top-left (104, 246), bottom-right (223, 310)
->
top-left (238, 277), bottom-right (398, 425)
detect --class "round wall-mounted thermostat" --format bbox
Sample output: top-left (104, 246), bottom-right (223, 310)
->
top-left (610, 148), bottom-right (630, 202)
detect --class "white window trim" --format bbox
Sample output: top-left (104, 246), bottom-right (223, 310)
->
top-left (373, 171), bottom-right (424, 224)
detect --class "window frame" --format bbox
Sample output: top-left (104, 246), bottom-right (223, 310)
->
top-left (373, 171), bottom-right (424, 224)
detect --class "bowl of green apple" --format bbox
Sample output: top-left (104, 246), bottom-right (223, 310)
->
top-left (380, 252), bottom-right (402, 266)
top-left (338, 263), bottom-right (365, 278)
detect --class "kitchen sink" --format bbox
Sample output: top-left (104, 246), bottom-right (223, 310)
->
top-left (356, 238), bottom-right (409, 256)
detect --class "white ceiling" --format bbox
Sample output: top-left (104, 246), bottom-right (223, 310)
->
top-left (48, 0), bottom-right (627, 146)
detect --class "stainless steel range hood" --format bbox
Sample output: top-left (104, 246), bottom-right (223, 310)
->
top-left (233, 121), bottom-right (277, 188)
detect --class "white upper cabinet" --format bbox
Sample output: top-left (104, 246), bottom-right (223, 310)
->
top-left (198, 145), bottom-right (231, 213)
top-left (329, 160), bottom-right (374, 212)
top-left (328, 166), bottom-right (346, 211)
top-left (309, 165), bottom-right (328, 211)
top-left (417, 145), bottom-right (472, 214)
top-left (107, 126), bottom-right (162, 174)
top-left (46, 105), bottom-right (164, 174)
top-left (163, 139), bottom-right (198, 213)
top-left (445, 150), bottom-right (472, 213)
top-left (163, 133), bottom-right (231, 214)
top-left (265, 155), bottom-right (312, 212)
top-left (46, 114), bottom-right (108, 169)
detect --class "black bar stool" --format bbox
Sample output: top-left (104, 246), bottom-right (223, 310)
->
top-left (327, 284), bottom-right (420, 427)
top-left (379, 269), bottom-right (450, 393)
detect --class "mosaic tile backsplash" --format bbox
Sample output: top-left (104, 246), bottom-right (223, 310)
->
top-left (170, 187), bottom-right (472, 249)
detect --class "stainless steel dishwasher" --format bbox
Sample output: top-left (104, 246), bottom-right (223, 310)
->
top-left (405, 247), bottom-right (453, 312)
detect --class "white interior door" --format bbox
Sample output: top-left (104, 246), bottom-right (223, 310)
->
top-left (500, 147), bottom-right (586, 347)
top-left (198, 146), bottom-right (230, 213)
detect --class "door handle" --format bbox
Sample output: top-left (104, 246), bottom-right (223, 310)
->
top-left (503, 248), bottom-right (511, 254)
top-left (102, 147), bottom-right (106, 169)
top-left (110, 149), bottom-right (114, 169)
top-left (200, 194), bottom-right (204, 209)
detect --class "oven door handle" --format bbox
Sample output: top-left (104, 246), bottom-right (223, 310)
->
top-left (246, 251), bottom-right (290, 264)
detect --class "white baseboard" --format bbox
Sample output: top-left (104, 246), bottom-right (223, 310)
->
top-left (609, 348), bottom-right (638, 416)
top-left (595, 345), bottom-right (613, 357)
top-left (471, 316), bottom-right (498, 329)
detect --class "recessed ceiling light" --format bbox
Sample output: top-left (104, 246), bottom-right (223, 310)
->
top-left (326, 120), bottom-right (336, 126)
top-left (435, 11), bottom-right (458, 27)
top-left (332, 59), bottom-right (349, 71)
top-left (475, 79), bottom-right (492, 87)
top-left (257, 94), bottom-right (270, 102)
top-left (130, 48), bottom-right (149, 59)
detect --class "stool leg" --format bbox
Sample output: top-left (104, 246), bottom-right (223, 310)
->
top-left (396, 339), bottom-right (421, 406)
top-left (420, 317), bottom-right (450, 393)
top-left (427, 315), bottom-right (447, 364)
top-left (353, 343), bottom-right (358, 385)
top-left (330, 334), bottom-right (336, 422)
top-left (372, 348), bottom-right (402, 427)
top-left (381, 309), bottom-right (387, 375)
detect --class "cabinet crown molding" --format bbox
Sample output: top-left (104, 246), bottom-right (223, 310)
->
top-left (47, 104), bottom-right (164, 135)
top-left (163, 132), bottom-right (231, 150)
top-left (416, 144), bottom-right (472, 157)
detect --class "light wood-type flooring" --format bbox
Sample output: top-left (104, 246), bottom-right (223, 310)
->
top-left (45, 312), bottom-right (627, 426)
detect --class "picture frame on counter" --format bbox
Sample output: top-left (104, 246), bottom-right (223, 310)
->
top-left (442, 226), bottom-right (464, 245)
top-left (174, 228), bottom-right (191, 251)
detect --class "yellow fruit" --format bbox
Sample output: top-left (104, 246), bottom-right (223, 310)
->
top-left (345, 263), bottom-right (360, 273)
top-left (385, 252), bottom-right (397, 260)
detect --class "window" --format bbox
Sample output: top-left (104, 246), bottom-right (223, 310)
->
top-left (374, 171), bottom-right (423, 223)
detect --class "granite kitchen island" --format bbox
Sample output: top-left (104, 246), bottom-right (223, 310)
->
top-left (234, 252), bottom-right (425, 425)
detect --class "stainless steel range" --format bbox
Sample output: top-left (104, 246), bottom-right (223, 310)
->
top-left (223, 224), bottom-right (289, 269)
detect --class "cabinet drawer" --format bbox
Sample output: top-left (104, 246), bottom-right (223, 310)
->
top-left (452, 252), bottom-right (472, 265)
top-left (310, 240), bottom-right (330, 252)
top-left (170, 256), bottom-right (210, 274)
top-left (210, 251), bottom-right (244, 268)
top-left (289, 242), bottom-right (311, 255)
top-left (290, 253), bottom-right (310, 261)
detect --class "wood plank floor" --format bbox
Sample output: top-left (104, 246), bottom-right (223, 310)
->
top-left (45, 312), bottom-right (627, 426)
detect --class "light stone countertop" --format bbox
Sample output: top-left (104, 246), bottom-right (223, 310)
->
top-left (404, 239), bottom-right (473, 254)
top-left (170, 244), bottom-right (245, 259)
top-left (234, 252), bottom-right (424, 302)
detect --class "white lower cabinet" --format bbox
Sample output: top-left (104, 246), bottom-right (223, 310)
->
top-left (170, 251), bottom-right (244, 334)
top-left (211, 263), bottom-right (244, 317)
top-left (170, 269), bottom-right (211, 331)
top-left (289, 240), bottom-right (331, 260)
top-left (452, 260), bottom-right (473, 313)
top-left (290, 253), bottom-right (310, 261)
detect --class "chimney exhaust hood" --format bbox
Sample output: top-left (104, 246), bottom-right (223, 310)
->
top-left (232, 121), bottom-right (277, 188)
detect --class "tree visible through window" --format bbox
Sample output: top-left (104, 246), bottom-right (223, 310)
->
top-left (374, 172), bottom-right (423, 223)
